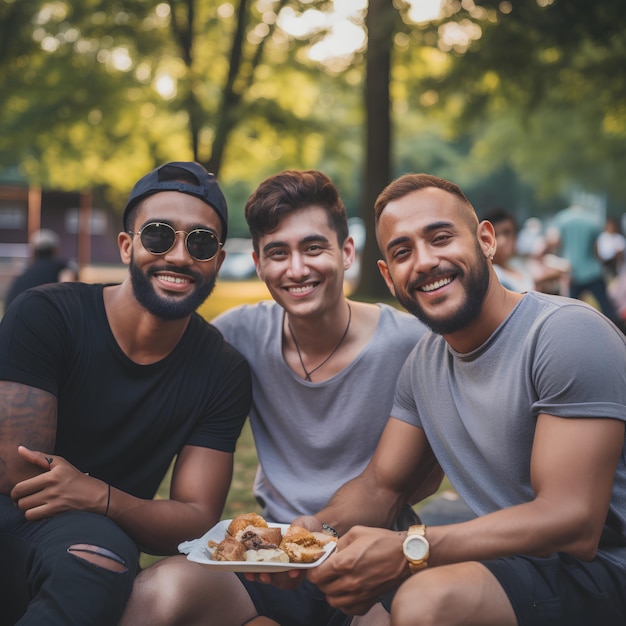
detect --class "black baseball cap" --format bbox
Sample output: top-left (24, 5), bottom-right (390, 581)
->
top-left (123, 161), bottom-right (228, 242)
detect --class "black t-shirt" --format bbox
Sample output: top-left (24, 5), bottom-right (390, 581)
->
top-left (0, 283), bottom-right (251, 499)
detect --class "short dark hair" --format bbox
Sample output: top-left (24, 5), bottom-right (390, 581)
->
top-left (245, 170), bottom-right (349, 253)
top-left (374, 173), bottom-right (473, 224)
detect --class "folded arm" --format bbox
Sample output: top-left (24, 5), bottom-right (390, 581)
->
top-left (11, 441), bottom-right (233, 555)
top-left (308, 413), bottom-right (624, 615)
top-left (109, 444), bottom-right (234, 554)
top-left (2, 382), bottom-right (233, 554)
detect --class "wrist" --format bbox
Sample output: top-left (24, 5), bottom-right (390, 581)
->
top-left (321, 523), bottom-right (339, 538)
top-left (103, 483), bottom-right (111, 517)
top-left (402, 524), bottom-right (429, 573)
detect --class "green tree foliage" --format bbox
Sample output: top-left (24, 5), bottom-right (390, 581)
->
top-left (0, 0), bottom-right (183, 196)
top-left (0, 0), bottom-right (362, 216)
top-left (405, 0), bottom-right (626, 207)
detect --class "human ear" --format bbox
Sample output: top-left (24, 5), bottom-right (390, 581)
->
top-left (118, 232), bottom-right (133, 266)
top-left (342, 236), bottom-right (356, 271)
top-left (477, 220), bottom-right (497, 260)
top-left (252, 250), bottom-right (263, 281)
top-left (377, 259), bottom-right (396, 297)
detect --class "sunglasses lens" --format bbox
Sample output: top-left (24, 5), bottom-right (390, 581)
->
top-left (187, 230), bottom-right (220, 261)
top-left (140, 223), bottom-right (175, 254)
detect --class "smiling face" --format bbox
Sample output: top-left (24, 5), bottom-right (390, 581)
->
top-left (120, 191), bottom-right (225, 320)
top-left (253, 205), bottom-right (354, 321)
top-left (376, 187), bottom-right (495, 336)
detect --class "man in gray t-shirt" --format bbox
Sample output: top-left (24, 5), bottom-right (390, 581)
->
top-left (212, 299), bottom-right (423, 523)
top-left (122, 170), bottom-right (430, 626)
top-left (307, 174), bottom-right (626, 626)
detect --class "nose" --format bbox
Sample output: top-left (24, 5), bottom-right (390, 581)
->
top-left (412, 243), bottom-right (440, 275)
top-left (162, 232), bottom-right (192, 265)
top-left (286, 251), bottom-right (310, 280)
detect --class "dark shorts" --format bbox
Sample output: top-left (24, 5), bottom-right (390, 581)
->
top-left (482, 551), bottom-right (626, 626)
top-left (0, 495), bottom-right (139, 626)
top-left (239, 576), bottom-right (351, 626)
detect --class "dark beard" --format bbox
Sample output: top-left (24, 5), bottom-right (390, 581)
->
top-left (130, 256), bottom-right (217, 320)
top-left (394, 244), bottom-right (490, 335)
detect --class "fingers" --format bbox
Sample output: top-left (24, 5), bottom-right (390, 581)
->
top-left (290, 515), bottom-right (323, 532)
top-left (15, 494), bottom-right (52, 521)
top-left (243, 571), bottom-right (303, 589)
top-left (17, 446), bottom-right (55, 472)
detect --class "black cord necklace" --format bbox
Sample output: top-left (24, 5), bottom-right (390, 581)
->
top-left (287, 302), bottom-right (352, 382)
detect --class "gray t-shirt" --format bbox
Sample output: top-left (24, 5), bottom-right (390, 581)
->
top-left (213, 301), bottom-right (426, 522)
top-left (392, 291), bottom-right (626, 562)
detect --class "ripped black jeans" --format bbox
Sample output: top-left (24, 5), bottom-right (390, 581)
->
top-left (0, 495), bottom-right (139, 626)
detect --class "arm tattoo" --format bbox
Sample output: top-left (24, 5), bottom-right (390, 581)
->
top-left (0, 382), bottom-right (57, 494)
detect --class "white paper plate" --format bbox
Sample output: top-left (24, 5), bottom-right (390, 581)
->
top-left (178, 519), bottom-right (336, 573)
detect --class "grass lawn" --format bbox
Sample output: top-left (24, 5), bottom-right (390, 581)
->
top-left (140, 279), bottom-right (453, 567)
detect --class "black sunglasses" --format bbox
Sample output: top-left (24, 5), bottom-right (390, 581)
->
top-left (129, 222), bottom-right (221, 262)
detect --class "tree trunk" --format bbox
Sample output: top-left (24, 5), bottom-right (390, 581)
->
top-left (353, 0), bottom-right (396, 301)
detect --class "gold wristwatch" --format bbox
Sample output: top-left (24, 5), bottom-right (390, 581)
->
top-left (402, 524), bottom-right (429, 573)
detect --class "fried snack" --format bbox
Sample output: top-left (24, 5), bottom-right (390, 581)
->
top-left (226, 512), bottom-right (268, 537)
top-left (210, 516), bottom-right (334, 564)
top-left (212, 536), bottom-right (246, 561)
top-left (279, 525), bottom-right (333, 563)
top-left (240, 527), bottom-right (283, 550)
top-left (244, 548), bottom-right (289, 563)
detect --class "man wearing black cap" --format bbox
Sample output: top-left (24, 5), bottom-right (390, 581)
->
top-left (0, 162), bottom-right (252, 625)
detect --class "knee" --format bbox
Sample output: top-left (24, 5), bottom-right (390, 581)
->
top-left (120, 556), bottom-right (193, 626)
top-left (391, 572), bottom-right (451, 626)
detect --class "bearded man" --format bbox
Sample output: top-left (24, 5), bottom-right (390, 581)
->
top-left (0, 162), bottom-right (251, 625)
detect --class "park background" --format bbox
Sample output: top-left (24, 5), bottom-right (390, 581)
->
top-left (1, 0), bottom-right (625, 301)
top-left (1, 0), bottom-right (624, 565)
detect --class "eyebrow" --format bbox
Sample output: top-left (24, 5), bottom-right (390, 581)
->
top-left (385, 221), bottom-right (455, 254)
top-left (262, 234), bottom-right (330, 254)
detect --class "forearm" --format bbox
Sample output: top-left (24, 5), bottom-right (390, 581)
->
top-left (316, 472), bottom-right (406, 536)
top-left (107, 447), bottom-right (235, 555)
top-left (428, 497), bottom-right (603, 567)
top-left (107, 486), bottom-right (223, 555)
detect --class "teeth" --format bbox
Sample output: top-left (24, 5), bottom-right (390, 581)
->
top-left (288, 285), bottom-right (314, 294)
top-left (421, 277), bottom-right (452, 292)
top-left (158, 275), bottom-right (190, 284)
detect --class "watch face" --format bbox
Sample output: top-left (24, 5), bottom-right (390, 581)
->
top-left (404, 535), bottom-right (429, 560)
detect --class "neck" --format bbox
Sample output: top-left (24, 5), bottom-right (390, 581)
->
top-left (445, 285), bottom-right (523, 354)
top-left (104, 283), bottom-right (191, 364)
top-left (285, 300), bottom-right (352, 381)
top-left (287, 297), bottom-right (350, 337)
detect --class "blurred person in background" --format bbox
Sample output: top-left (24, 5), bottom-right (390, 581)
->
top-left (551, 203), bottom-right (621, 325)
top-left (485, 210), bottom-right (568, 295)
top-left (480, 208), bottom-right (535, 292)
top-left (597, 216), bottom-right (626, 280)
top-left (4, 229), bottom-right (78, 310)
